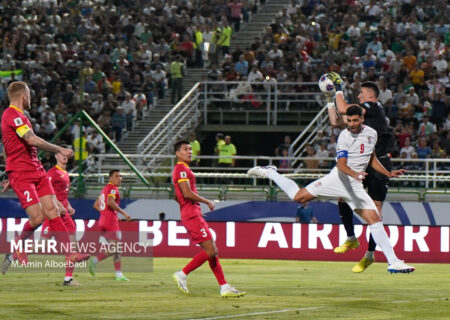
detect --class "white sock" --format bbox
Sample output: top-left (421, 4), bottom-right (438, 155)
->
top-left (116, 271), bottom-right (123, 278)
top-left (365, 251), bottom-right (375, 259)
top-left (348, 236), bottom-right (357, 241)
top-left (178, 270), bottom-right (187, 278)
top-left (220, 283), bottom-right (229, 289)
top-left (369, 222), bottom-right (398, 264)
top-left (64, 276), bottom-right (72, 282)
top-left (266, 170), bottom-right (300, 200)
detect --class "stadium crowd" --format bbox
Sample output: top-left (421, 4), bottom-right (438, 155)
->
top-left (0, 0), bottom-right (448, 173)
top-left (0, 0), bottom-right (258, 169)
top-left (215, 0), bottom-right (449, 166)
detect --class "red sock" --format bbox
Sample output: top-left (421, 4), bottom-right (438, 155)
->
top-left (17, 221), bottom-right (36, 241)
top-left (48, 217), bottom-right (71, 254)
top-left (114, 260), bottom-right (121, 272)
top-left (65, 264), bottom-right (74, 278)
top-left (96, 252), bottom-right (108, 262)
top-left (182, 250), bottom-right (209, 275)
top-left (209, 256), bottom-right (226, 285)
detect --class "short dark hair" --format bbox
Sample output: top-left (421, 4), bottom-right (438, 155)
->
top-left (346, 105), bottom-right (363, 117)
top-left (361, 81), bottom-right (379, 98)
top-left (109, 169), bottom-right (120, 177)
top-left (174, 140), bottom-right (189, 153)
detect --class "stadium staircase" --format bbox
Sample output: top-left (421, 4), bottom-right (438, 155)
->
top-left (101, 0), bottom-right (293, 175)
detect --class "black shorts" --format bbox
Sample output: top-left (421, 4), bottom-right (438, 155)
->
top-left (363, 156), bottom-right (392, 202)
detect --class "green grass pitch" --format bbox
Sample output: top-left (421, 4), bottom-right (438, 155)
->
top-left (0, 257), bottom-right (449, 319)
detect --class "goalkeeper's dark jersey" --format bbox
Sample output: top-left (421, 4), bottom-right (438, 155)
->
top-left (360, 101), bottom-right (395, 157)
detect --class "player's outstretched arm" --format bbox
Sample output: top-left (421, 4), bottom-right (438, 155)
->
top-left (22, 131), bottom-right (73, 158)
top-left (178, 181), bottom-right (215, 211)
top-left (1, 179), bottom-right (10, 192)
top-left (106, 196), bottom-right (131, 221)
top-left (93, 197), bottom-right (100, 212)
top-left (336, 157), bottom-right (367, 182)
top-left (369, 153), bottom-right (406, 178)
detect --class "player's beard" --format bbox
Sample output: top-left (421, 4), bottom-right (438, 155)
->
top-left (23, 97), bottom-right (31, 110)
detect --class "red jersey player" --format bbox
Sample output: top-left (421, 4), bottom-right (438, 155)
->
top-left (1, 82), bottom-right (88, 274)
top-left (171, 140), bottom-right (246, 298)
top-left (40, 151), bottom-right (80, 285)
top-left (90, 169), bottom-right (131, 281)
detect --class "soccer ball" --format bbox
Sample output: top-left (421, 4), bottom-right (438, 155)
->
top-left (318, 74), bottom-right (335, 94)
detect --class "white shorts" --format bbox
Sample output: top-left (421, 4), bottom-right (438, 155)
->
top-left (306, 167), bottom-right (377, 211)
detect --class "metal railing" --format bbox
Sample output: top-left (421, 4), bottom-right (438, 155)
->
top-left (137, 82), bottom-right (202, 170)
top-left (289, 104), bottom-right (330, 171)
top-left (201, 81), bottom-right (324, 126)
top-left (83, 154), bottom-right (450, 189)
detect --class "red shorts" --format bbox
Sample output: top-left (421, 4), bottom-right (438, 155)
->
top-left (9, 168), bottom-right (55, 209)
top-left (98, 216), bottom-right (121, 241)
top-left (182, 215), bottom-right (212, 244)
top-left (40, 214), bottom-right (77, 239)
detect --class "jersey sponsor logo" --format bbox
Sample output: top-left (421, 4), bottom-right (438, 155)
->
top-left (180, 171), bottom-right (187, 179)
top-left (336, 150), bottom-right (348, 159)
top-left (14, 117), bottom-right (23, 126)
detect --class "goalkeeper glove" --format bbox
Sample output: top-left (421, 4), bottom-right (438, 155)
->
top-left (327, 72), bottom-right (343, 92)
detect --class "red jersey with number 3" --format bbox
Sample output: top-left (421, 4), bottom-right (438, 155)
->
top-left (99, 183), bottom-right (120, 220)
top-left (172, 162), bottom-right (202, 220)
top-left (1, 105), bottom-right (43, 172)
top-left (48, 165), bottom-right (70, 210)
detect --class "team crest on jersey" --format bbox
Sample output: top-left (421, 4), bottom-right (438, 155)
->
top-left (180, 171), bottom-right (187, 178)
top-left (14, 117), bottom-right (23, 126)
top-left (315, 181), bottom-right (322, 187)
top-left (111, 189), bottom-right (116, 195)
top-left (367, 136), bottom-right (373, 144)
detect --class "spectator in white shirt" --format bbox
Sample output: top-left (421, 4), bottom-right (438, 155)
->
top-left (247, 65), bottom-right (263, 82)
top-left (400, 137), bottom-right (415, 159)
top-left (121, 92), bottom-right (136, 131)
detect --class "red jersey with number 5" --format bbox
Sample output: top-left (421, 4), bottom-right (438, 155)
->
top-left (48, 165), bottom-right (70, 210)
top-left (1, 105), bottom-right (43, 172)
top-left (172, 162), bottom-right (201, 220)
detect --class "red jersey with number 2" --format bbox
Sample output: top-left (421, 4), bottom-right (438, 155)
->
top-left (172, 162), bottom-right (202, 220)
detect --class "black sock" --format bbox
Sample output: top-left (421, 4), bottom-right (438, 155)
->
top-left (338, 202), bottom-right (355, 237)
top-left (368, 234), bottom-right (377, 252)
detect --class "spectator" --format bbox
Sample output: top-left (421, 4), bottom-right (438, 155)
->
top-left (303, 145), bottom-right (318, 171)
top-left (219, 20), bottom-right (232, 57)
top-left (121, 92), bottom-right (136, 132)
top-left (189, 133), bottom-right (201, 167)
top-left (112, 107), bottom-right (126, 142)
top-left (418, 115), bottom-right (437, 138)
top-left (278, 148), bottom-right (291, 172)
top-left (170, 55), bottom-right (185, 105)
top-left (229, 0), bottom-right (244, 32)
top-left (400, 137), bottom-right (416, 159)
top-left (416, 138), bottom-right (432, 159)
top-left (296, 202), bottom-right (318, 223)
top-left (274, 135), bottom-right (291, 157)
top-left (87, 130), bottom-right (105, 154)
top-left (218, 135), bottom-right (237, 168)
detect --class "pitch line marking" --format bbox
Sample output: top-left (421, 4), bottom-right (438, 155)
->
top-left (186, 306), bottom-right (322, 320)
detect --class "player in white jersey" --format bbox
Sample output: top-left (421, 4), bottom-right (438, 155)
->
top-left (248, 106), bottom-right (415, 273)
